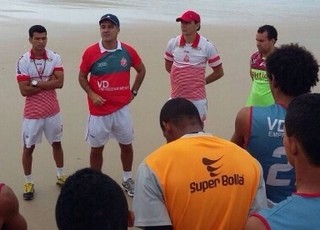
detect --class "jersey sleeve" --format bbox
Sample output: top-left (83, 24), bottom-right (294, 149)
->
top-left (249, 163), bottom-right (268, 213)
top-left (133, 162), bottom-right (172, 228)
top-left (53, 52), bottom-right (64, 72)
top-left (79, 48), bottom-right (91, 74)
top-left (129, 47), bottom-right (142, 68)
top-left (206, 41), bottom-right (222, 68)
top-left (16, 54), bottom-right (30, 82)
top-left (121, 42), bottom-right (142, 69)
top-left (164, 37), bottom-right (176, 62)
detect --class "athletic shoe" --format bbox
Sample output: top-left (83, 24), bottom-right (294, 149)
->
top-left (23, 182), bottom-right (34, 200)
top-left (56, 175), bottom-right (68, 186)
top-left (122, 178), bottom-right (134, 197)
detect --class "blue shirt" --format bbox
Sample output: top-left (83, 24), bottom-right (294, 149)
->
top-left (254, 193), bottom-right (320, 230)
top-left (247, 104), bottom-right (295, 203)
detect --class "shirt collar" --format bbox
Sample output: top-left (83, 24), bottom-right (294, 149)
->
top-left (179, 33), bottom-right (200, 48)
top-left (182, 131), bottom-right (211, 138)
top-left (29, 49), bottom-right (48, 59)
top-left (99, 40), bottom-right (122, 53)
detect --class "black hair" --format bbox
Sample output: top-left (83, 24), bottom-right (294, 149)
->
top-left (28, 25), bottom-right (47, 38)
top-left (257, 25), bottom-right (278, 41)
top-left (286, 93), bottom-right (320, 166)
top-left (55, 168), bottom-right (128, 230)
top-left (266, 43), bottom-right (319, 96)
top-left (159, 97), bottom-right (201, 130)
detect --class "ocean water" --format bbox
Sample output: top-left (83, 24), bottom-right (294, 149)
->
top-left (1, 0), bottom-right (320, 25)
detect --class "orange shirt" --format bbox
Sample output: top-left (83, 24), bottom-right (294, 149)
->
top-left (134, 133), bottom-right (264, 230)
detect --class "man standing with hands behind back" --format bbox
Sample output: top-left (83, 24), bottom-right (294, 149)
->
top-left (246, 25), bottom-right (278, 106)
top-left (78, 14), bottom-right (146, 197)
top-left (164, 10), bottom-right (224, 121)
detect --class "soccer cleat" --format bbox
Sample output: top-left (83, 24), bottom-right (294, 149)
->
top-left (122, 178), bottom-right (135, 197)
top-left (56, 175), bottom-right (68, 186)
top-left (23, 182), bottom-right (34, 200)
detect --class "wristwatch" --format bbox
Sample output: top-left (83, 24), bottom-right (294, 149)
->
top-left (31, 80), bottom-right (38, 87)
top-left (131, 89), bottom-right (138, 96)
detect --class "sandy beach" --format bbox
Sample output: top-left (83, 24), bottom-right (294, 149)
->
top-left (1, 4), bottom-right (320, 229)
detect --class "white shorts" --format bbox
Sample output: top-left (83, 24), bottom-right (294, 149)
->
top-left (22, 113), bottom-right (63, 148)
top-left (85, 105), bottom-right (134, 148)
top-left (190, 99), bottom-right (208, 121)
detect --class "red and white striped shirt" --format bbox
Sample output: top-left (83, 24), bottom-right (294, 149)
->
top-left (164, 34), bottom-right (222, 100)
top-left (16, 49), bottom-right (63, 119)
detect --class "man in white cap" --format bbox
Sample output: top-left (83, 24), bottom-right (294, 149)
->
top-left (164, 10), bottom-right (224, 121)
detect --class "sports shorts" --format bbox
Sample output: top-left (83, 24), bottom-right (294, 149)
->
top-left (22, 113), bottom-right (63, 148)
top-left (85, 105), bottom-right (133, 147)
top-left (190, 99), bottom-right (208, 121)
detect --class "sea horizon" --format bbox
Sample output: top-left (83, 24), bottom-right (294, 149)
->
top-left (1, 0), bottom-right (320, 26)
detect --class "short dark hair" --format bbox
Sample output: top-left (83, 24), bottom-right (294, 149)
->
top-left (257, 25), bottom-right (278, 41)
top-left (285, 93), bottom-right (320, 166)
top-left (266, 43), bottom-right (319, 96)
top-left (55, 168), bottom-right (128, 230)
top-left (159, 97), bottom-right (201, 130)
top-left (28, 25), bottom-right (47, 38)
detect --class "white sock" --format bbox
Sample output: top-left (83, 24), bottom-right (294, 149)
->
top-left (123, 171), bottom-right (132, 182)
top-left (56, 167), bottom-right (64, 177)
top-left (24, 174), bottom-right (33, 183)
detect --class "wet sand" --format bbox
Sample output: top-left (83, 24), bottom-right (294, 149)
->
top-left (0, 17), bottom-right (319, 229)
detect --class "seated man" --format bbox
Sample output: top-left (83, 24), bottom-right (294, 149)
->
top-left (55, 168), bottom-right (133, 230)
top-left (0, 183), bottom-right (27, 230)
top-left (245, 93), bottom-right (320, 230)
top-left (133, 97), bottom-right (267, 230)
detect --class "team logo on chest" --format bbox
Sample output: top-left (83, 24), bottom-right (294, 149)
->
top-left (120, 57), bottom-right (128, 67)
top-left (183, 54), bottom-right (190, 62)
top-left (35, 62), bottom-right (44, 72)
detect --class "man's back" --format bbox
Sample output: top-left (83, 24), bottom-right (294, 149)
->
top-left (253, 194), bottom-right (320, 229)
top-left (134, 133), bottom-right (264, 230)
top-left (247, 104), bottom-right (295, 203)
top-left (245, 93), bottom-right (320, 230)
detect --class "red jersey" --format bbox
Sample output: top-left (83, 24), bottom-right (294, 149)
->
top-left (80, 40), bottom-right (142, 115)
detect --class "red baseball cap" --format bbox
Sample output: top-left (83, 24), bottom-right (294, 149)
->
top-left (176, 10), bottom-right (201, 23)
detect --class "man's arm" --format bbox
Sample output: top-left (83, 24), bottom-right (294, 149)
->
top-left (205, 64), bottom-right (224, 85)
top-left (133, 163), bottom-right (172, 229)
top-left (165, 60), bottom-right (173, 73)
top-left (249, 56), bottom-right (254, 80)
top-left (36, 69), bottom-right (64, 90)
top-left (78, 71), bottom-right (106, 106)
top-left (0, 185), bottom-right (27, 230)
top-left (17, 69), bottom-right (64, 97)
top-left (250, 68), bottom-right (254, 81)
top-left (131, 62), bottom-right (146, 98)
top-left (230, 107), bottom-right (251, 148)
top-left (18, 80), bottom-right (42, 97)
top-left (245, 216), bottom-right (268, 230)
